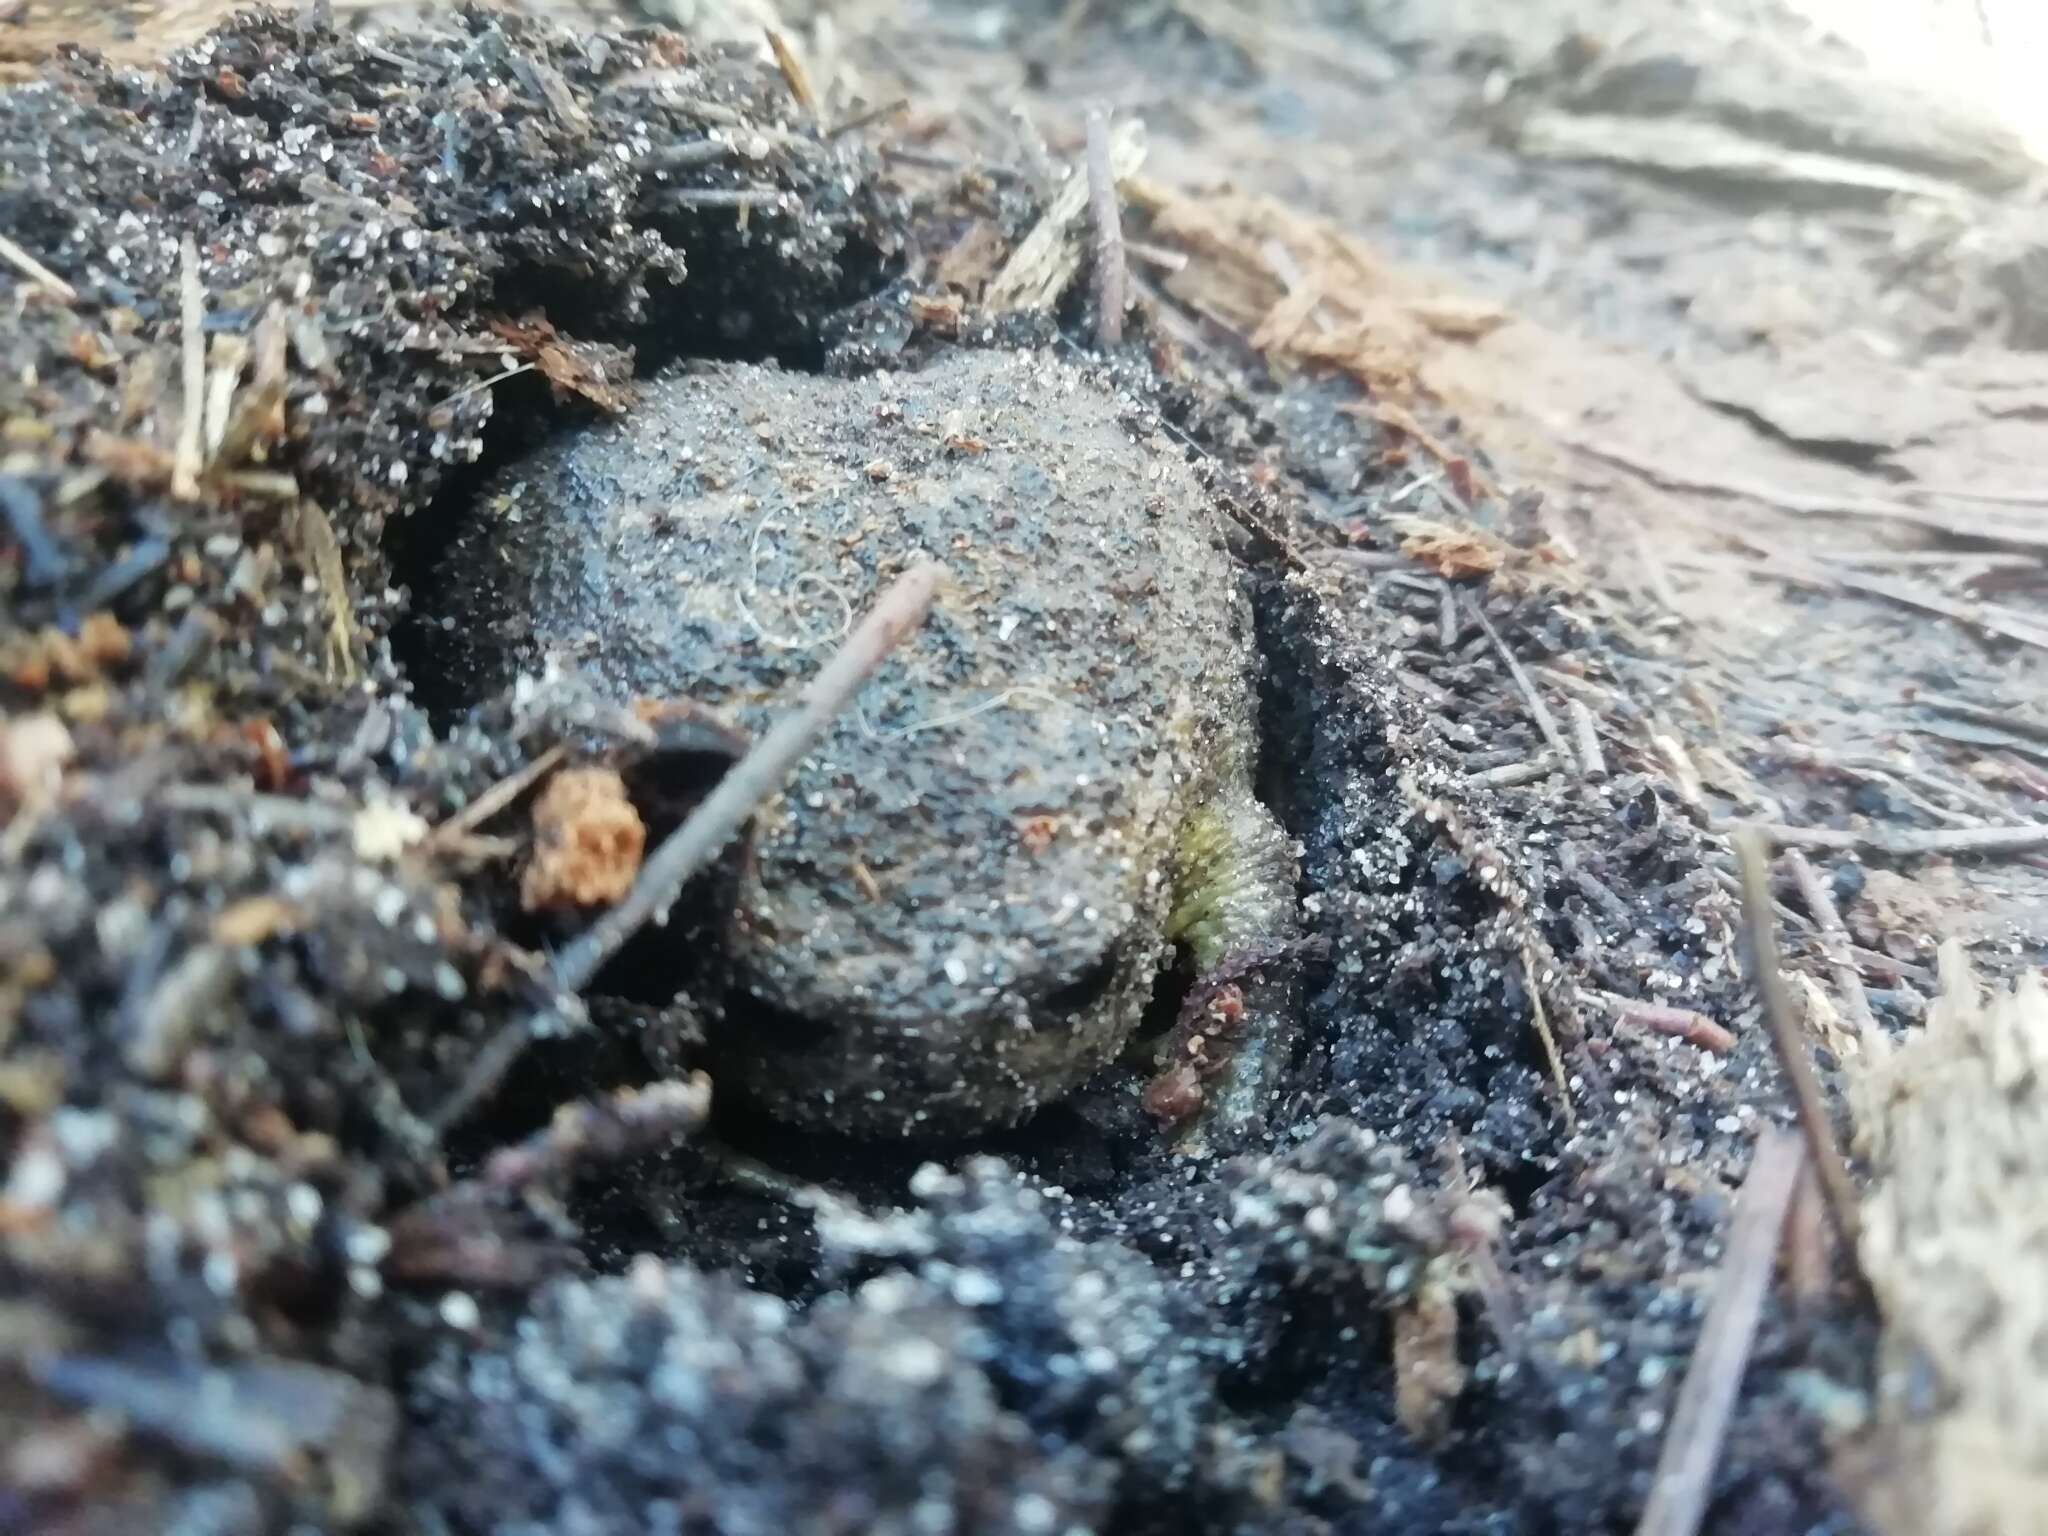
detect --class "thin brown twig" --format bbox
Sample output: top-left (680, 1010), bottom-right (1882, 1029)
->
top-left (1607, 998), bottom-right (1736, 1055)
top-left (1732, 827), bottom-right (1865, 1269)
top-left (762, 27), bottom-right (819, 121)
top-left (430, 743), bottom-right (568, 846)
top-left (1468, 596), bottom-right (1570, 760)
top-left (1781, 849), bottom-right (1878, 1043)
top-left (1734, 551), bottom-right (2048, 651)
top-left (1085, 107), bottom-right (1127, 350)
top-left (1522, 947), bottom-right (1577, 1133)
top-left (1568, 698), bottom-right (1607, 779)
top-left (0, 232), bottom-right (78, 301)
top-left (1781, 1166), bottom-right (1830, 1307)
top-left (551, 562), bottom-right (945, 996)
top-left (1634, 1126), bottom-right (1805, 1536)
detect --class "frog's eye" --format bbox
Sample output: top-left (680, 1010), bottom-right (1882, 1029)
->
top-left (1039, 949), bottom-right (1124, 1021)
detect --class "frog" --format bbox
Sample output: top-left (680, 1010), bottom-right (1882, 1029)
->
top-left (435, 346), bottom-right (1299, 1148)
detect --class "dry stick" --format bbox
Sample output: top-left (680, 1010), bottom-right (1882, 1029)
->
top-left (1909, 483), bottom-right (2048, 509)
top-left (551, 561), bottom-right (944, 995)
top-left (824, 96), bottom-right (908, 139)
top-left (654, 188), bottom-right (789, 211)
top-left (429, 743), bottom-right (567, 846)
top-left (431, 563), bottom-right (944, 1136)
top-left (1732, 827), bottom-right (1864, 1267)
top-left (1085, 107), bottom-right (1127, 349)
top-left (173, 237), bottom-right (206, 501)
top-left (1472, 760), bottom-right (1550, 789)
top-left (1781, 1167), bottom-right (1831, 1308)
top-left (762, 26), bottom-right (819, 121)
top-left (1467, 595), bottom-right (1570, 761)
top-left (1522, 946), bottom-right (1577, 1133)
top-left (481, 1073), bottom-right (712, 1190)
top-left (0, 233), bottom-right (78, 301)
top-left (1634, 1126), bottom-right (1805, 1536)
top-left (1568, 698), bottom-right (1607, 779)
top-left (1609, 999), bottom-right (1735, 1056)
top-left (1781, 848), bottom-right (1878, 1043)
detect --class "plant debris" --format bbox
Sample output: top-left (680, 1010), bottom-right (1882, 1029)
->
top-left (3, 1), bottom-right (2012, 1533)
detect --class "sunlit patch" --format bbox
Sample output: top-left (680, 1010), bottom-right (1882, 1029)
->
top-left (1787, 0), bottom-right (2048, 161)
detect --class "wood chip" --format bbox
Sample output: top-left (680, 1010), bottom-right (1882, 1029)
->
top-left (1634, 1126), bottom-right (1805, 1536)
top-left (988, 119), bottom-right (1144, 315)
top-left (0, 232), bottom-right (78, 302)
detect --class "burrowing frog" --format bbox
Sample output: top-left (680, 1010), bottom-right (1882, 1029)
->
top-left (440, 347), bottom-right (1298, 1144)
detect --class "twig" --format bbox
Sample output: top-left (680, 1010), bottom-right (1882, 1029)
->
top-left (1608, 998), bottom-right (1735, 1055)
top-left (651, 188), bottom-right (790, 211)
top-left (430, 744), bottom-right (567, 846)
top-left (881, 144), bottom-right (1024, 180)
top-left (1085, 107), bottom-right (1127, 349)
top-left (427, 1009), bottom-right (545, 1136)
top-left (1468, 596), bottom-right (1570, 760)
top-left (824, 96), bottom-right (908, 139)
top-left (1732, 828), bottom-right (1864, 1269)
top-left (435, 362), bottom-right (534, 410)
top-left (1395, 668), bottom-right (1455, 709)
top-left (1634, 1126), bottom-right (1805, 1536)
top-left (1124, 237), bottom-right (1188, 273)
top-left (1472, 760), bottom-right (1551, 789)
top-left (1522, 947), bottom-right (1577, 1133)
top-left (987, 118), bottom-right (1142, 314)
top-left (1927, 698), bottom-right (2048, 748)
top-left (1743, 820), bottom-right (2048, 859)
top-left (0, 233), bottom-right (77, 301)
top-left (173, 237), bottom-right (206, 501)
top-left (1781, 849), bottom-right (1878, 1043)
top-left (1560, 427), bottom-right (2048, 554)
top-left (549, 562), bottom-right (944, 996)
top-left (1569, 698), bottom-right (1607, 779)
top-left (762, 27), bottom-right (818, 121)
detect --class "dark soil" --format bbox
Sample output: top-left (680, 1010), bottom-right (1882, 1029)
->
top-left (0, 6), bottom-right (1919, 1534)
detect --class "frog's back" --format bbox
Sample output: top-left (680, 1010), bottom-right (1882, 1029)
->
top-left (442, 348), bottom-right (1257, 1129)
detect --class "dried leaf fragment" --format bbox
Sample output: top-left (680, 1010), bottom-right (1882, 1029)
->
top-left (521, 766), bottom-right (647, 912)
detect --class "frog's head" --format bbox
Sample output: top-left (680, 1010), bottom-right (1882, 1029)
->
top-left (702, 691), bottom-right (1191, 1137)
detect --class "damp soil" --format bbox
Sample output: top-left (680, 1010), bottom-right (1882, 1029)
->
top-left (0, 5), bottom-right (2004, 1534)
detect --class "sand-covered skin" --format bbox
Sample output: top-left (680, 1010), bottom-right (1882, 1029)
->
top-left (437, 348), bottom-right (1292, 1135)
